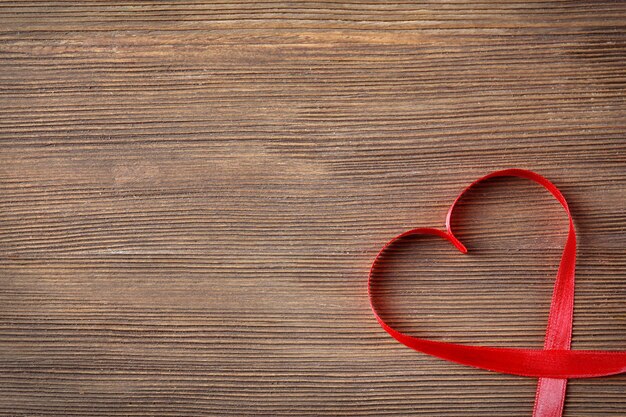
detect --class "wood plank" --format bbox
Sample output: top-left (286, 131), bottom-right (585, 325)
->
top-left (1, 2), bottom-right (625, 416)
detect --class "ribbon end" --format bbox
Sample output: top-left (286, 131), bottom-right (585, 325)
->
top-left (446, 233), bottom-right (468, 254)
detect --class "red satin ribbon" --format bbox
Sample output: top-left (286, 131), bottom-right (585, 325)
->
top-left (368, 169), bottom-right (626, 417)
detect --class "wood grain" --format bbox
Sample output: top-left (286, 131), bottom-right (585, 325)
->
top-left (1, 1), bottom-right (626, 416)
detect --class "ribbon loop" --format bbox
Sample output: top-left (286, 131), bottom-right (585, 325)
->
top-left (368, 169), bottom-right (626, 417)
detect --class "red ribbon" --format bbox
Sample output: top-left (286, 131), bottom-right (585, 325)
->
top-left (368, 169), bottom-right (626, 417)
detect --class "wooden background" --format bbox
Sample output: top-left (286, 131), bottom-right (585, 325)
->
top-left (1, 2), bottom-right (625, 416)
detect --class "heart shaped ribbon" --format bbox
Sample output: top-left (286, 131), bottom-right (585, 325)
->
top-left (368, 169), bottom-right (626, 417)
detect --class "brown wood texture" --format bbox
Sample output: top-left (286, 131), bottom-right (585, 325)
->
top-left (1, 2), bottom-right (626, 416)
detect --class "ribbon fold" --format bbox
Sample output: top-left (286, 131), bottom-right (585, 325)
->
top-left (368, 169), bottom-right (626, 417)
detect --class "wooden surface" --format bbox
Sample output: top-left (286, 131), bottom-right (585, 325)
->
top-left (1, 2), bottom-right (626, 416)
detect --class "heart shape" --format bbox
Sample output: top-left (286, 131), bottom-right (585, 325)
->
top-left (368, 169), bottom-right (626, 417)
